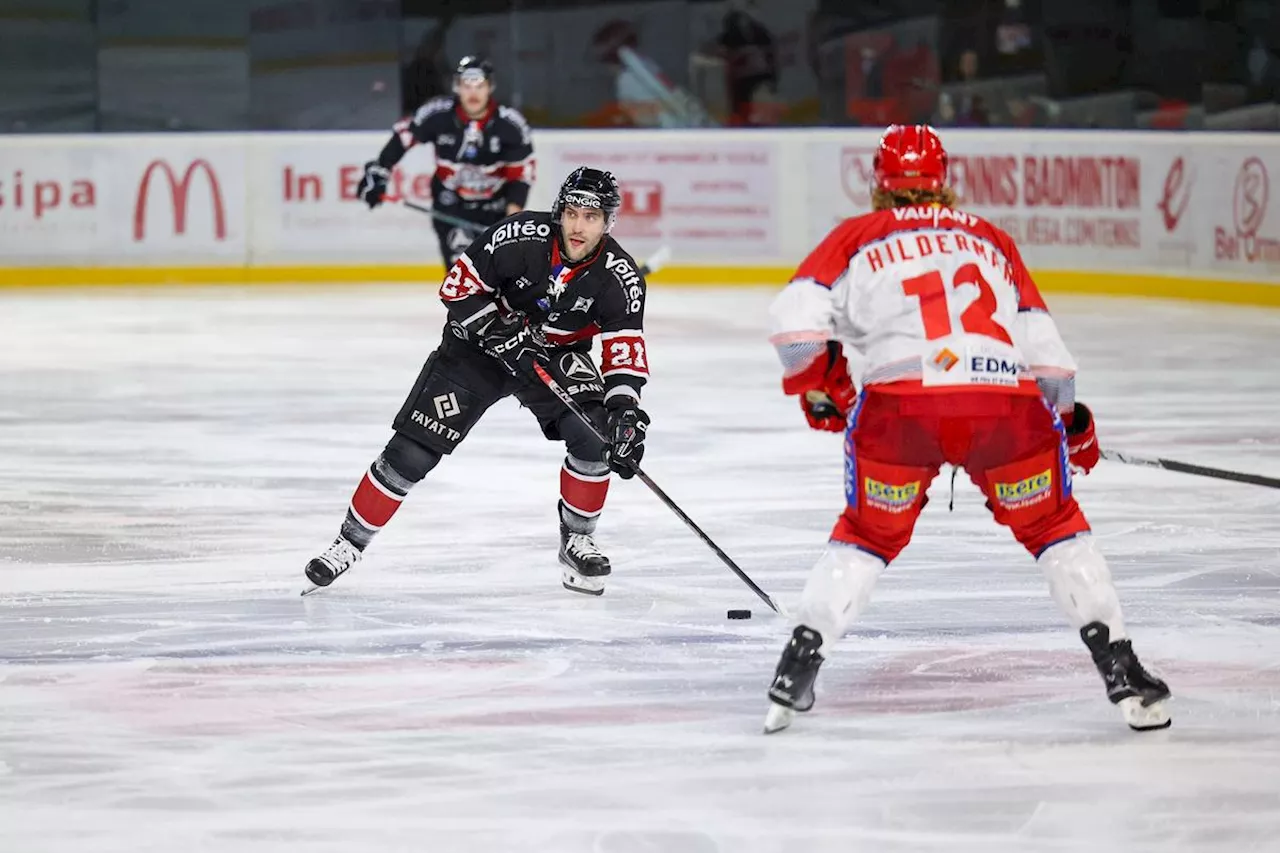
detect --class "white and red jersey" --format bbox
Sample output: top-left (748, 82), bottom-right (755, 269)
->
top-left (770, 204), bottom-right (1076, 410)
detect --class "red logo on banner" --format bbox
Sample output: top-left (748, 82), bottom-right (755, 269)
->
top-left (134, 159), bottom-right (227, 242)
top-left (1156, 156), bottom-right (1193, 233)
top-left (621, 181), bottom-right (662, 219)
top-left (840, 147), bottom-right (876, 205)
top-left (1233, 157), bottom-right (1268, 239)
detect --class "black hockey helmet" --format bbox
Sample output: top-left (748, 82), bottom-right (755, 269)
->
top-left (552, 167), bottom-right (622, 232)
top-left (455, 55), bottom-right (494, 86)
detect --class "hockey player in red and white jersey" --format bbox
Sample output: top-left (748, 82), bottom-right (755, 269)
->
top-left (762, 125), bottom-right (1170, 734)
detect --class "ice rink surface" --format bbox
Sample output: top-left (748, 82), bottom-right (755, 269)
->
top-left (2, 285), bottom-right (1279, 853)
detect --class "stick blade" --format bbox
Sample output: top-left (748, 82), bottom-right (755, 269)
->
top-left (640, 245), bottom-right (672, 276)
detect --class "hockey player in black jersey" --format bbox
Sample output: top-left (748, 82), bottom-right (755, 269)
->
top-left (305, 167), bottom-right (651, 596)
top-left (357, 56), bottom-right (536, 267)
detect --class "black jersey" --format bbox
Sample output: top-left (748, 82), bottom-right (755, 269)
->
top-left (380, 96), bottom-right (535, 209)
top-left (440, 211), bottom-right (649, 404)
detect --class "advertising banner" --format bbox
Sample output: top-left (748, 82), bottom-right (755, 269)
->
top-left (808, 132), bottom-right (1165, 273)
top-left (255, 133), bottom-right (443, 264)
top-left (0, 142), bottom-right (108, 261)
top-left (0, 128), bottom-right (1277, 290)
top-left (804, 130), bottom-right (1279, 283)
top-left (0, 136), bottom-right (247, 265)
top-left (545, 136), bottom-right (779, 260)
top-left (1200, 143), bottom-right (1280, 280)
top-left (114, 139), bottom-right (248, 263)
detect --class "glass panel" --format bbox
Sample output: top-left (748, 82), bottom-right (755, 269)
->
top-left (95, 0), bottom-right (250, 131)
top-left (0, 0), bottom-right (1275, 133)
top-left (0, 0), bottom-right (96, 132)
top-left (248, 0), bottom-right (400, 130)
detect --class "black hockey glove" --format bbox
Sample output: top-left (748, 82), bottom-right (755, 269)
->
top-left (603, 401), bottom-right (649, 479)
top-left (358, 161), bottom-right (390, 209)
top-left (479, 313), bottom-right (549, 377)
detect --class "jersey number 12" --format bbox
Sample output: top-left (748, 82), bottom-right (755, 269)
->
top-left (901, 262), bottom-right (1012, 345)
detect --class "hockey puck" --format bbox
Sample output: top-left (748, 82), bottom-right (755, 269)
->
top-left (727, 609), bottom-right (752, 619)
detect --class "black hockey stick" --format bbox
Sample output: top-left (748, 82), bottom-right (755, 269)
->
top-left (401, 200), bottom-right (673, 276)
top-left (1102, 449), bottom-right (1280, 489)
top-left (402, 199), bottom-right (487, 233)
top-left (531, 362), bottom-right (785, 615)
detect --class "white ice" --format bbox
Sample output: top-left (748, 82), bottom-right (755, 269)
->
top-left (2, 286), bottom-right (1280, 853)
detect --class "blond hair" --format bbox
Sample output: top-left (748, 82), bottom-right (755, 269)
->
top-left (871, 186), bottom-right (958, 212)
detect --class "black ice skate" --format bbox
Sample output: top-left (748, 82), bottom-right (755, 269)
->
top-left (559, 524), bottom-right (611, 596)
top-left (763, 625), bottom-right (826, 734)
top-left (1081, 621), bottom-right (1171, 731)
top-left (304, 535), bottom-right (362, 589)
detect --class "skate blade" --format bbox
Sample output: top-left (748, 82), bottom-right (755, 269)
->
top-left (561, 567), bottom-right (605, 596)
top-left (300, 573), bottom-right (336, 596)
top-left (301, 560), bottom-right (350, 596)
top-left (763, 703), bottom-right (795, 734)
top-left (1120, 696), bottom-right (1171, 731)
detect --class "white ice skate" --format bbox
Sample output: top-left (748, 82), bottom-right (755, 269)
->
top-left (302, 535), bottom-right (362, 594)
top-left (559, 528), bottom-right (610, 596)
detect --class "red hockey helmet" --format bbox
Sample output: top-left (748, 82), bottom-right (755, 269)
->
top-left (872, 124), bottom-right (948, 192)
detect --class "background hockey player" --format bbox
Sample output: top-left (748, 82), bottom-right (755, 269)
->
top-left (357, 56), bottom-right (536, 268)
top-left (305, 167), bottom-right (650, 597)
top-left (761, 124), bottom-right (1170, 735)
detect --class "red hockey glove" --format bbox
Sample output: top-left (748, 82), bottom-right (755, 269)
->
top-left (1063, 402), bottom-right (1100, 474)
top-left (782, 342), bottom-right (857, 432)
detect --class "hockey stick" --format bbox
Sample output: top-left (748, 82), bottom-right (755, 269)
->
top-left (1101, 449), bottom-right (1280, 489)
top-left (531, 361), bottom-right (785, 615)
top-left (638, 244), bottom-right (672, 277)
top-left (402, 199), bottom-right (487, 233)
top-left (401, 199), bottom-right (673, 277)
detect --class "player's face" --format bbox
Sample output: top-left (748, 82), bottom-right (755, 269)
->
top-left (560, 205), bottom-right (607, 261)
top-left (457, 79), bottom-right (492, 117)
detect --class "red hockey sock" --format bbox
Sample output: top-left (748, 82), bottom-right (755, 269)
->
top-left (349, 467), bottom-right (406, 531)
top-left (560, 460), bottom-right (610, 519)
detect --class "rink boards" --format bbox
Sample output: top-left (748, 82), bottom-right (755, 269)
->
top-left (0, 128), bottom-right (1278, 303)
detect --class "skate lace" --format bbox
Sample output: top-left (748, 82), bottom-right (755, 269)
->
top-left (565, 532), bottom-right (603, 559)
top-left (323, 537), bottom-right (361, 570)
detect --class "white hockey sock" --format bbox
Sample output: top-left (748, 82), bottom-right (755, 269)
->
top-left (1037, 534), bottom-right (1127, 639)
top-left (794, 542), bottom-right (887, 654)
